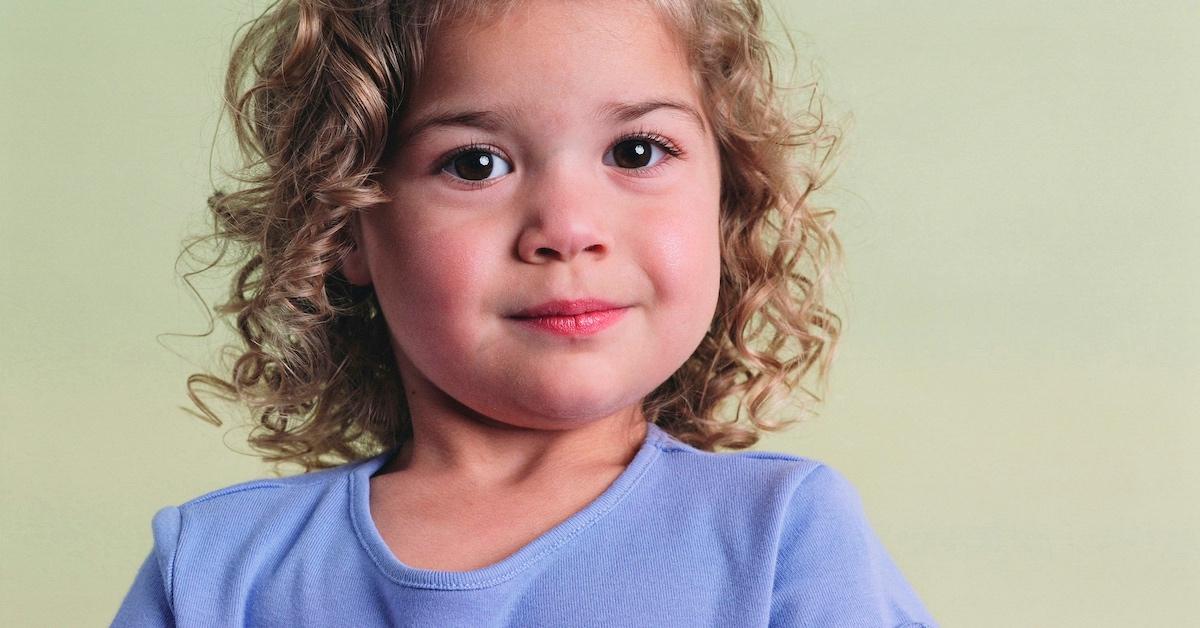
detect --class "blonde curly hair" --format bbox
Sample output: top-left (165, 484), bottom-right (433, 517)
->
top-left (184, 0), bottom-right (842, 472)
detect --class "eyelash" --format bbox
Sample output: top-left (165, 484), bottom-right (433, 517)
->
top-left (615, 128), bottom-right (685, 158)
top-left (612, 128), bottom-right (685, 177)
top-left (437, 141), bottom-right (505, 189)
top-left (434, 129), bottom-right (686, 189)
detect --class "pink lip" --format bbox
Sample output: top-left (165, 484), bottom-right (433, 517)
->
top-left (509, 299), bottom-right (629, 337)
top-left (511, 299), bottom-right (624, 318)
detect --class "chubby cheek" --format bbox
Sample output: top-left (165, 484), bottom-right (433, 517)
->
top-left (638, 192), bottom-right (722, 354)
top-left (364, 209), bottom-right (496, 361)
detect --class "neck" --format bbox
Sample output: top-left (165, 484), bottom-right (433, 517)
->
top-left (384, 404), bottom-right (649, 491)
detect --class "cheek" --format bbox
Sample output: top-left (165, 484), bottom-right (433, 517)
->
top-left (639, 189), bottom-right (722, 324)
top-left (649, 220), bottom-right (718, 289)
top-left (364, 211), bottom-right (495, 339)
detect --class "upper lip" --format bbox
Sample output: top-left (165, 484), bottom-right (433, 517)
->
top-left (511, 298), bottom-right (626, 318)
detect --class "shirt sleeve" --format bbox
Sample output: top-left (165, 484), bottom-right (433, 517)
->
top-left (111, 507), bottom-right (181, 628)
top-left (769, 464), bottom-right (938, 628)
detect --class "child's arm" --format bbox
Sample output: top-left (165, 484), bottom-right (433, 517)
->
top-left (111, 508), bottom-right (179, 627)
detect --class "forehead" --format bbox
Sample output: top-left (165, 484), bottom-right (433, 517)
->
top-left (403, 0), bottom-right (701, 130)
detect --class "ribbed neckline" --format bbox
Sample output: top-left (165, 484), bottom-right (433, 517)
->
top-left (348, 422), bottom-right (670, 590)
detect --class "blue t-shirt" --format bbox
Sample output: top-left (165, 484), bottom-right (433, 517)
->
top-left (113, 423), bottom-right (937, 627)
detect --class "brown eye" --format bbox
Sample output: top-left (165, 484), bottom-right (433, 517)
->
top-left (442, 148), bottom-right (512, 181)
top-left (605, 138), bottom-right (667, 169)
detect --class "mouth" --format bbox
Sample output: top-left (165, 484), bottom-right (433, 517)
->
top-left (508, 299), bottom-right (630, 337)
top-left (509, 298), bottom-right (626, 318)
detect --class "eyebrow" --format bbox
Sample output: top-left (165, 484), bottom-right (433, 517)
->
top-left (396, 108), bottom-right (517, 145)
top-left (598, 99), bottom-right (708, 134)
top-left (397, 98), bottom-right (708, 144)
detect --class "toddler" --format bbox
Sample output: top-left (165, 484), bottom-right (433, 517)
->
top-left (114, 0), bottom-right (938, 625)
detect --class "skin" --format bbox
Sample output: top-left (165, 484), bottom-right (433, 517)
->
top-left (340, 0), bottom-right (722, 568)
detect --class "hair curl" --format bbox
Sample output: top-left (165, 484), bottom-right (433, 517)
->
top-left (183, 0), bottom-right (842, 472)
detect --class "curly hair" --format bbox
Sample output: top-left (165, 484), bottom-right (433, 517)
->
top-left (183, 0), bottom-right (842, 472)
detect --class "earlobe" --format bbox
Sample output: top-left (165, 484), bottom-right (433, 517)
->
top-left (339, 215), bottom-right (372, 287)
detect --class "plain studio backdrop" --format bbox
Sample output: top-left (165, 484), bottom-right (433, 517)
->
top-left (2, 1), bottom-right (1196, 626)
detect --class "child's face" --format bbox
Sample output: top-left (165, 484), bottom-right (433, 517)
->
top-left (343, 0), bottom-right (722, 431)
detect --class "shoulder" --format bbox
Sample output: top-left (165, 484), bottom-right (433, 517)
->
top-left (163, 458), bottom-right (363, 528)
top-left (144, 454), bottom-right (385, 591)
top-left (644, 430), bottom-right (868, 548)
top-left (129, 453), bottom-right (394, 621)
top-left (646, 430), bottom-right (938, 626)
top-left (646, 428), bottom-right (842, 505)
top-left (764, 460), bottom-right (938, 626)
top-left (651, 433), bottom-right (884, 572)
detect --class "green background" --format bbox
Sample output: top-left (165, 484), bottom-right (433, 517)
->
top-left (3, 1), bottom-right (1197, 625)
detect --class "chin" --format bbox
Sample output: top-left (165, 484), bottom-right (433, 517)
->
top-left (501, 384), bottom-right (643, 428)
top-left (518, 397), bottom-right (622, 425)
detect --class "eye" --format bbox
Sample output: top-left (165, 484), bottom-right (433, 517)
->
top-left (603, 135), bottom-right (678, 170)
top-left (441, 147), bottom-right (513, 182)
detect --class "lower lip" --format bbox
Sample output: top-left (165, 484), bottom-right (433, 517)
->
top-left (511, 308), bottom-right (629, 337)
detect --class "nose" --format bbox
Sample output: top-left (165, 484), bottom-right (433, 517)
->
top-left (515, 160), bottom-right (611, 264)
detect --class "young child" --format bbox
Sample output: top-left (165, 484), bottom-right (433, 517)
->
top-left (115, 0), bottom-right (937, 625)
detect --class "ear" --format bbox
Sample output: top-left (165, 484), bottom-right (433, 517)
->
top-left (339, 212), bottom-right (372, 287)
